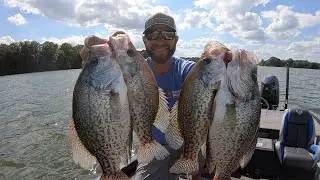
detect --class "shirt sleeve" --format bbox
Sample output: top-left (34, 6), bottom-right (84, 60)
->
top-left (181, 59), bottom-right (196, 82)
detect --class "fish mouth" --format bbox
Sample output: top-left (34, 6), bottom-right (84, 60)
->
top-left (223, 51), bottom-right (233, 67)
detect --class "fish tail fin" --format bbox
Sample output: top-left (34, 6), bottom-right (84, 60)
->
top-left (68, 118), bottom-right (97, 170)
top-left (137, 140), bottom-right (169, 164)
top-left (100, 171), bottom-right (129, 180)
top-left (169, 158), bottom-right (199, 175)
top-left (153, 88), bottom-right (170, 133)
top-left (165, 101), bottom-right (184, 150)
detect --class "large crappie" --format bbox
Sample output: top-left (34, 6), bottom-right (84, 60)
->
top-left (108, 32), bottom-right (170, 164)
top-left (166, 42), bottom-right (228, 175)
top-left (208, 49), bottom-right (261, 180)
top-left (69, 40), bottom-right (131, 180)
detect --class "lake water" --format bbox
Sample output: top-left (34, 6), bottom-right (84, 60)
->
top-left (0, 66), bottom-right (319, 180)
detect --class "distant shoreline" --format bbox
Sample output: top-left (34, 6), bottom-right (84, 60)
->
top-left (181, 56), bottom-right (320, 70)
top-left (257, 65), bottom-right (320, 70)
top-left (258, 57), bottom-right (320, 69)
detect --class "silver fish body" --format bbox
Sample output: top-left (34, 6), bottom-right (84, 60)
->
top-left (167, 42), bottom-right (227, 175)
top-left (208, 49), bottom-right (261, 180)
top-left (109, 33), bottom-right (170, 164)
top-left (70, 42), bottom-right (131, 180)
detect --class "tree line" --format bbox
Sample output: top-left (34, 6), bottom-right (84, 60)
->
top-left (259, 57), bottom-right (320, 69)
top-left (0, 41), bottom-right (84, 76)
top-left (182, 57), bottom-right (320, 69)
top-left (0, 41), bottom-right (319, 76)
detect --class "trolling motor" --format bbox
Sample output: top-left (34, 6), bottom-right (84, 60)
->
top-left (260, 75), bottom-right (279, 110)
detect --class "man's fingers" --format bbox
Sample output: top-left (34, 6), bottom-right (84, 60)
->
top-left (79, 47), bottom-right (90, 62)
top-left (85, 35), bottom-right (108, 47)
top-left (80, 35), bottom-right (109, 62)
top-left (111, 31), bottom-right (126, 37)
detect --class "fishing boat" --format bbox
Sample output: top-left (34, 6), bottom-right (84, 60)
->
top-left (119, 64), bottom-right (320, 180)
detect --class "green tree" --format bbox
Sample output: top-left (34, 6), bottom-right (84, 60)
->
top-left (71, 45), bottom-right (84, 69)
top-left (0, 44), bottom-right (9, 75)
top-left (19, 41), bottom-right (41, 73)
top-left (259, 59), bottom-right (265, 66)
top-left (7, 42), bottom-right (22, 74)
top-left (56, 43), bottom-right (73, 69)
top-left (268, 57), bottom-right (283, 67)
top-left (39, 41), bottom-right (59, 71)
top-left (287, 58), bottom-right (294, 67)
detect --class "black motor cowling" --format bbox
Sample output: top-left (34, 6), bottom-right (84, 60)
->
top-left (260, 75), bottom-right (279, 110)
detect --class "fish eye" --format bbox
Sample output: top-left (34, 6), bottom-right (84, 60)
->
top-left (90, 57), bottom-right (99, 67)
top-left (203, 58), bottom-right (212, 65)
top-left (127, 49), bottom-right (135, 57)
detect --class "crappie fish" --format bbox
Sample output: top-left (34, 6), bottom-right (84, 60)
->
top-left (108, 32), bottom-right (170, 164)
top-left (166, 42), bottom-right (227, 175)
top-left (69, 39), bottom-right (131, 180)
top-left (208, 49), bottom-right (261, 180)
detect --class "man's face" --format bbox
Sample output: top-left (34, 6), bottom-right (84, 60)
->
top-left (143, 25), bottom-right (178, 64)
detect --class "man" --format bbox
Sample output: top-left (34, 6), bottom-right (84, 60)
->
top-left (134, 12), bottom-right (196, 180)
top-left (79, 12), bottom-right (233, 180)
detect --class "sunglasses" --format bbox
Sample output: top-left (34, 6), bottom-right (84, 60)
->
top-left (145, 31), bottom-right (176, 40)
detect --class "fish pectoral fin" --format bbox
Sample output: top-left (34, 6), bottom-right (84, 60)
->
top-left (100, 171), bottom-right (130, 180)
top-left (169, 158), bottom-right (199, 175)
top-left (137, 140), bottom-right (169, 164)
top-left (165, 101), bottom-right (184, 150)
top-left (153, 88), bottom-right (170, 133)
top-left (68, 118), bottom-right (97, 170)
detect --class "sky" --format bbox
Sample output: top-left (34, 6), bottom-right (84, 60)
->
top-left (0, 0), bottom-right (319, 62)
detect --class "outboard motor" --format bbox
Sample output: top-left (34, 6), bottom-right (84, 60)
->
top-left (260, 75), bottom-right (279, 110)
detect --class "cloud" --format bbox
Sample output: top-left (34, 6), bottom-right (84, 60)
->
top-left (262, 5), bottom-right (320, 40)
top-left (4, 0), bottom-right (41, 14)
top-left (192, 0), bottom-right (269, 43)
top-left (254, 37), bottom-right (320, 62)
top-left (0, 36), bottom-right (15, 45)
top-left (7, 13), bottom-right (28, 25)
top-left (190, 1), bottom-right (319, 43)
top-left (178, 9), bottom-right (214, 30)
top-left (41, 35), bottom-right (86, 45)
top-left (175, 36), bottom-right (320, 62)
top-left (175, 36), bottom-right (244, 57)
top-left (4, 0), bottom-right (176, 31)
top-left (286, 37), bottom-right (320, 61)
top-left (296, 11), bottom-right (320, 28)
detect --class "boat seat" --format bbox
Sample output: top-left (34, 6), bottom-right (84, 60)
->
top-left (275, 108), bottom-right (320, 171)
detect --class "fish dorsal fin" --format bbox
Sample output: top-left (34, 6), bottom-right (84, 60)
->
top-left (165, 100), bottom-right (184, 150)
top-left (153, 88), bottom-right (170, 133)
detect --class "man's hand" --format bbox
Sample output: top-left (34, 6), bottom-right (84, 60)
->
top-left (79, 35), bottom-right (108, 62)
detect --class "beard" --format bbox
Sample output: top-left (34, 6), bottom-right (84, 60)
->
top-left (146, 45), bottom-right (176, 64)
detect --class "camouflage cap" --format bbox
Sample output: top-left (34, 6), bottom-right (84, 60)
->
top-left (143, 13), bottom-right (176, 34)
